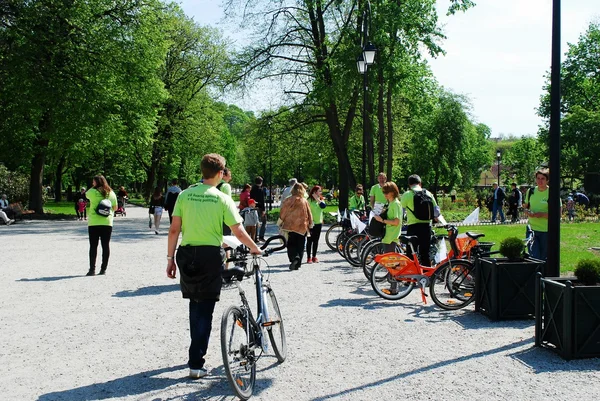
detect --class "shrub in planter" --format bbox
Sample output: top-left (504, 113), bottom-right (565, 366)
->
top-left (499, 236), bottom-right (525, 261)
top-left (535, 266), bottom-right (600, 359)
top-left (573, 259), bottom-right (600, 286)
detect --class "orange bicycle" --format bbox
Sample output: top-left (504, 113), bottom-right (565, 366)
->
top-left (370, 231), bottom-right (488, 310)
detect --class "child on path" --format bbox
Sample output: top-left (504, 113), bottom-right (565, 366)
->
top-left (241, 199), bottom-right (260, 241)
top-left (566, 196), bottom-right (575, 221)
top-left (77, 198), bottom-right (87, 221)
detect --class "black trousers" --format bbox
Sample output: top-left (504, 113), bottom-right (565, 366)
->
top-left (287, 232), bottom-right (306, 267)
top-left (305, 224), bottom-right (322, 259)
top-left (88, 225), bottom-right (113, 270)
top-left (406, 223), bottom-right (431, 267)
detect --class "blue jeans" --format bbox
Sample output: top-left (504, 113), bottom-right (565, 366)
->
top-left (188, 299), bottom-right (216, 369)
top-left (492, 201), bottom-right (505, 222)
top-left (530, 230), bottom-right (548, 261)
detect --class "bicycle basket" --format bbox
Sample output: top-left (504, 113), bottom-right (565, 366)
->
top-left (373, 252), bottom-right (415, 276)
top-left (455, 234), bottom-right (478, 253)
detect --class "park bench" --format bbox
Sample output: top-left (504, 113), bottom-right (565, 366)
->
top-left (9, 202), bottom-right (35, 220)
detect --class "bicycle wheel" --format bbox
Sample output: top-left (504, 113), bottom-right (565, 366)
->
top-left (221, 306), bottom-right (256, 400)
top-left (264, 286), bottom-right (287, 363)
top-left (336, 229), bottom-right (353, 258)
top-left (344, 233), bottom-right (368, 267)
top-left (325, 223), bottom-right (342, 251)
top-left (370, 263), bottom-right (414, 300)
top-left (362, 241), bottom-right (385, 280)
top-left (429, 260), bottom-right (476, 310)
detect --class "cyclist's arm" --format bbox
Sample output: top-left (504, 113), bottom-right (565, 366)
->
top-left (369, 194), bottom-right (375, 210)
top-left (166, 216), bottom-right (182, 279)
top-left (231, 223), bottom-right (261, 254)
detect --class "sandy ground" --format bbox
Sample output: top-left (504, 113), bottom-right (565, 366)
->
top-left (1, 205), bottom-right (599, 401)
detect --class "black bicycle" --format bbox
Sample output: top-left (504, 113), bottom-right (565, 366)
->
top-left (220, 235), bottom-right (287, 400)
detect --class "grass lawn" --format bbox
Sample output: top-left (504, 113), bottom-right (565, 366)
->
top-left (435, 223), bottom-right (600, 274)
top-left (43, 200), bottom-right (78, 215)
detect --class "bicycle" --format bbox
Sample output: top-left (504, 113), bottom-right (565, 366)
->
top-left (370, 229), bottom-right (489, 310)
top-left (220, 235), bottom-right (287, 400)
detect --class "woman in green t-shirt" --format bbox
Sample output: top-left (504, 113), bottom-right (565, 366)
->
top-left (86, 175), bottom-right (117, 276)
top-left (306, 185), bottom-right (327, 264)
top-left (373, 182), bottom-right (402, 253)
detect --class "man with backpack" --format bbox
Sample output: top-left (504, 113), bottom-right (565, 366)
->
top-left (400, 175), bottom-right (439, 267)
top-left (491, 182), bottom-right (506, 223)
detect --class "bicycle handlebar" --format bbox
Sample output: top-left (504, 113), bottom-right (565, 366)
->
top-left (259, 235), bottom-right (287, 255)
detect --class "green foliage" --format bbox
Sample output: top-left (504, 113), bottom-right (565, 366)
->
top-left (499, 236), bottom-right (525, 261)
top-left (538, 22), bottom-right (600, 184)
top-left (574, 259), bottom-right (600, 286)
top-left (0, 164), bottom-right (29, 203)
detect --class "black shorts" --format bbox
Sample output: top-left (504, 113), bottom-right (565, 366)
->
top-left (176, 245), bottom-right (226, 301)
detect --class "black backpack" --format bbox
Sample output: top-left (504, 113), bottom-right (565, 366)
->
top-left (368, 205), bottom-right (388, 237)
top-left (408, 190), bottom-right (434, 221)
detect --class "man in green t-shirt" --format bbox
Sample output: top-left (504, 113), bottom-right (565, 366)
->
top-left (400, 174), bottom-right (438, 267)
top-left (166, 154), bottom-right (261, 379)
top-left (369, 172), bottom-right (387, 213)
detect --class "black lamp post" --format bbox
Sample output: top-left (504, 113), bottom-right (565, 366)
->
top-left (357, 0), bottom-right (376, 193)
top-left (318, 153), bottom-right (322, 185)
top-left (547, 0), bottom-right (561, 277)
top-left (496, 150), bottom-right (501, 188)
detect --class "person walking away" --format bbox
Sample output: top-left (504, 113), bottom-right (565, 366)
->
top-left (74, 188), bottom-right (88, 221)
top-left (86, 175), bottom-right (117, 276)
top-left (306, 186), bottom-right (327, 264)
top-left (491, 182), bottom-right (506, 223)
top-left (150, 187), bottom-right (165, 234)
top-left (279, 183), bottom-right (313, 270)
top-left (566, 196), bottom-right (575, 221)
top-left (164, 179), bottom-right (182, 224)
top-left (523, 168), bottom-right (560, 261)
top-left (349, 185), bottom-right (366, 211)
top-left (400, 175), bottom-right (438, 267)
top-left (241, 199), bottom-right (260, 241)
top-left (238, 184), bottom-right (251, 211)
top-left (217, 168), bottom-right (233, 236)
top-left (450, 188), bottom-right (457, 203)
top-left (508, 182), bottom-right (522, 223)
top-left (250, 176), bottom-right (267, 242)
top-left (369, 172), bottom-right (388, 215)
top-left (166, 153), bottom-right (260, 379)
top-left (281, 178), bottom-right (297, 202)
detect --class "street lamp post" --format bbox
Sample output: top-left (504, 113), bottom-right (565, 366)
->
top-left (496, 150), bottom-right (501, 188)
top-left (318, 153), bottom-right (322, 185)
top-left (357, 1), bottom-right (376, 193)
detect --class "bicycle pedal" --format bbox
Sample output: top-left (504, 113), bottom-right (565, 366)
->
top-left (262, 320), bottom-right (280, 327)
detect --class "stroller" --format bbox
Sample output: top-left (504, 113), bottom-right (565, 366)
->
top-left (114, 196), bottom-right (127, 217)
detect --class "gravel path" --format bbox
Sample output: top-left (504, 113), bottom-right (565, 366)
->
top-left (1, 206), bottom-right (598, 401)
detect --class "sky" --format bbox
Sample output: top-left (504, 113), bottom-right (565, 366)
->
top-left (178, 0), bottom-right (600, 138)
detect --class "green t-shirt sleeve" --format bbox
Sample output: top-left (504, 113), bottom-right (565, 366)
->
top-left (173, 191), bottom-right (183, 217)
top-left (220, 182), bottom-right (232, 197)
top-left (110, 191), bottom-right (118, 209)
top-left (223, 196), bottom-right (243, 227)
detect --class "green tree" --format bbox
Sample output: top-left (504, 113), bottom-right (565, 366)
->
top-left (538, 22), bottom-right (600, 189)
top-left (0, 0), bottom-right (169, 212)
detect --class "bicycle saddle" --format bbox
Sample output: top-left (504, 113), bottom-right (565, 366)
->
top-left (222, 267), bottom-right (246, 280)
top-left (400, 235), bottom-right (419, 246)
top-left (466, 232), bottom-right (485, 240)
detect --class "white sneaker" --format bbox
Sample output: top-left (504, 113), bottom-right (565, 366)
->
top-left (189, 368), bottom-right (207, 379)
top-left (7, 219), bottom-right (14, 226)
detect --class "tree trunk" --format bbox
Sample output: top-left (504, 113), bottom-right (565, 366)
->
top-left (377, 63), bottom-right (385, 174)
top-left (54, 155), bottom-right (66, 202)
top-left (324, 106), bottom-right (355, 211)
top-left (386, 85), bottom-right (394, 179)
top-left (29, 140), bottom-right (48, 214)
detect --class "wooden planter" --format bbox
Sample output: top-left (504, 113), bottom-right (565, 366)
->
top-left (475, 256), bottom-right (545, 320)
top-left (535, 274), bottom-right (600, 360)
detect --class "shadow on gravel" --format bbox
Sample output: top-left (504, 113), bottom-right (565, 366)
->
top-left (38, 364), bottom-right (189, 401)
top-left (509, 346), bottom-right (599, 373)
top-left (450, 312), bottom-right (534, 330)
top-left (17, 275), bottom-right (81, 282)
top-left (37, 362), bottom-right (274, 401)
top-left (113, 284), bottom-right (179, 297)
top-left (311, 338), bottom-right (532, 401)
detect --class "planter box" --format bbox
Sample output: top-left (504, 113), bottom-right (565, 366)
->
top-left (475, 256), bottom-right (545, 320)
top-left (535, 275), bottom-right (600, 360)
